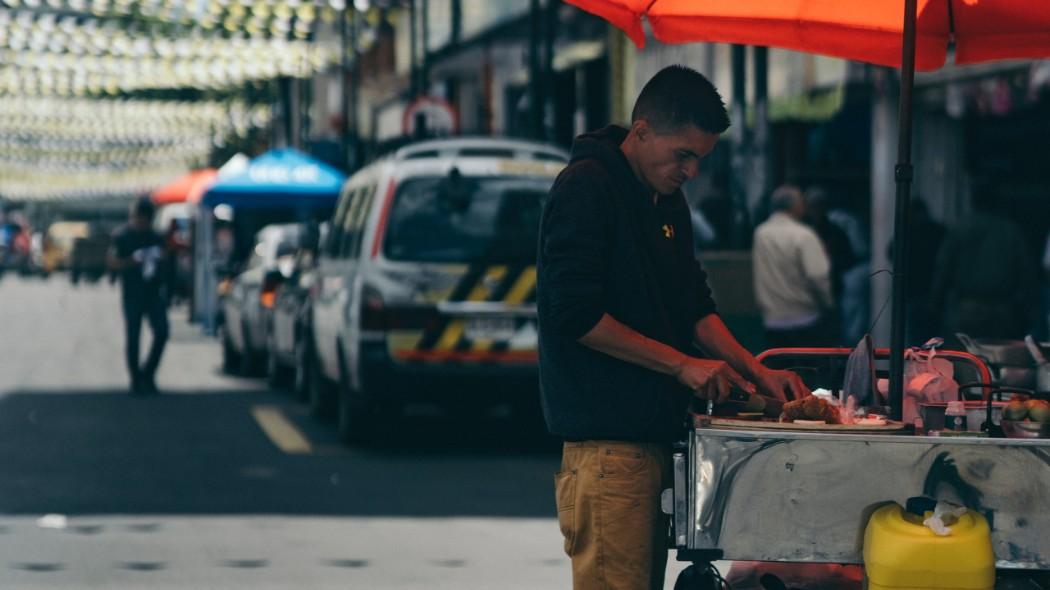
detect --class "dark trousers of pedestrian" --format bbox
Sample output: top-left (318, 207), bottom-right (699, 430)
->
top-left (123, 291), bottom-right (169, 389)
top-left (556, 440), bottom-right (671, 590)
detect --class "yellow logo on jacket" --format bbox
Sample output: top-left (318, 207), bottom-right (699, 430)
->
top-left (662, 224), bottom-right (675, 239)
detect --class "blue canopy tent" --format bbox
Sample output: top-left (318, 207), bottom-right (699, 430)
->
top-left (201, 148), bottom-right (346, 209)
top-left (195, 149), bottom-right (346, 333)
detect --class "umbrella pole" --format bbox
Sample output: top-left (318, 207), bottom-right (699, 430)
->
top-left (888, 0), bottom-right (919, 421)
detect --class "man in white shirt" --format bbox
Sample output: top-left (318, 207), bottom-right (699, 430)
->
top-left (753, 185), bottom-right (834, 348)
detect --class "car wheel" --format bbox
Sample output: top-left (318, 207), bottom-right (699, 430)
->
top-left (221, 325), bottom-right (242, 375)
top-left (265, 337), bottom-right (284, 390)
top-left (292, 338), bottom-right (311, 402)
top-left (308, 355), bottom-right (336, 419)
top-left (336, 356), bottom-right (377, 445)
top-left (238, 321), bottom-right (258, 376)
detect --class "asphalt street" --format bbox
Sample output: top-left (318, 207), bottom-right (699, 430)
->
top-left (0, 275), bottom-right (700, 588)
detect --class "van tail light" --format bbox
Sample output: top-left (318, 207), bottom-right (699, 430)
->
top-left (260, 289), bottom-right (277, 309)
top-left (360, 285), bottom-right (386, 331)
top-left (261, 273), bottom-right (283, 309)
top-left (370, 178), bottom-right (398, 259)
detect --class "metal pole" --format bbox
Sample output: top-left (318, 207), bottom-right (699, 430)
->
top-left (729, 44), bottom-right (748, 248)
top-left (340, 6), bottom-right (351, 171)
top-left (409, 0), bottom-right (418, 98)
top-left (543, 0), bottom-right (557, 142)
top-left (889, 0), bottom-right (918, 422)
top-left (750, 46), bottom-right (768, 232)
top-left (421, 0), bottom-right (429, 95)
top-left (451, 0), bottom-right (461, 44)
top-left (349, 8), bottom-right (360, 171)
top-left (528, 0), bottom-right (543, 140)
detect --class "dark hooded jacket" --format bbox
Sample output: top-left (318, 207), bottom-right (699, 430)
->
top-left (537, 125), bottom-right (718, 443)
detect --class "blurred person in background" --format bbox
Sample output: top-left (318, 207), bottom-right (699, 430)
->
top-left (931, 189), bottom-right (1036, 341)
top-left (108, 197), bottom-right (169, 396)
top-left (803, 186), bottom-right (855, 344)
top-left (887, 197), bottom-right (945, 345)
top-left (753, 185), bottom-right (834, 348)
top-left (164, 218), bottom-right (191, 306)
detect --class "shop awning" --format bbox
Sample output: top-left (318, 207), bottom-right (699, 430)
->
top-left (151, 168), bottom-right (218, 206)
top-left (567, 0), bottom-right (1050, 71)
top-left (201, 149), bottom-right (346, 210)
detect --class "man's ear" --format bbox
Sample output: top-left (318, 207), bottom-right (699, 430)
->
top-left (631, 119), bottom-right (649, 142)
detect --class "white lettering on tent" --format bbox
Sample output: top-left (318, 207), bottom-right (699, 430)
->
top-left (248, 164), bottom-right (321, 184)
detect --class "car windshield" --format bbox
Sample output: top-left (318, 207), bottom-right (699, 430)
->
top-left (383, 175), bottom-right (551, 263)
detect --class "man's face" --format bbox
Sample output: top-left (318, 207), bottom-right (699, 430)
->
top-left (633, 121), bottom-right (719, 195)
top-left (130, 213), bottom-right (150, 231)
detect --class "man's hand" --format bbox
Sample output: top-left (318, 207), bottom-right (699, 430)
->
top-left (751, 367), bottom-right (810, 402)
top-left (675, 358), bottom-right (755, 403)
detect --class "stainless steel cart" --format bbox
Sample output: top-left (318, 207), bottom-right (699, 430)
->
top-left (664, 349), bottom-right (1049, 589)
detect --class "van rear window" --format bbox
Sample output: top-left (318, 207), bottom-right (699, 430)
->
top-left (383, 175), bottom-right (551, 263)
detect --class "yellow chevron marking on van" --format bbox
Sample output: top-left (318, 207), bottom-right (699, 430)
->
top-left (388, 331), bottom-right (424, 354)
top-left (435, 266), bottom-right (506, 351)
top-left (468, 265), bottom-right (507, 301)
top-left (470, 267), bottom-right (536, 351)
top-left (503, 266), bottom-right (537, 304)
top-left (420, 264), bottom-right (469, 303)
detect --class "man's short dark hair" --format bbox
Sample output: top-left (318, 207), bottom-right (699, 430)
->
top-left (631, 65), bottom-right (730, 135)
top-left (131, 196), bottom-right (155, 221)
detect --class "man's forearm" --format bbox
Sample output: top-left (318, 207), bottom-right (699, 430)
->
top-left (578, 313), bottom-right (689, 377)
top-left (693, 314), bottom-right (763, 381)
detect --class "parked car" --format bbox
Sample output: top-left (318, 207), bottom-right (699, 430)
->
top-left (0, 222), bottom-right (31, 276)
top-left (265, 222), bottom-right (323, 397)
top-left (42, 221), bottom-right (90, 274)
top-left (308, 137), bottom-right (568, 442)
top-left (69, 232), bottom-right (111, 284)
top-left (220, 223), bottom-right (303, 375)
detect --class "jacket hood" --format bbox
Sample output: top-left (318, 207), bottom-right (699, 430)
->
top-left (568, 125), bottom-right (687, 211)
top-left (569, 125), bottom-right (630, 167)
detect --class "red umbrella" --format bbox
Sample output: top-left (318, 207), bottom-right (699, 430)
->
top-left (568, 0), bottom-right (1050, 68)
top-left (151, 168), bottom-right (218, 206)
top-left (564, 0), bottom-right (1050, 418)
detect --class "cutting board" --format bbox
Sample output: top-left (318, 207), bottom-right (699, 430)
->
top-left (695, 415), bottom-right (906, 432)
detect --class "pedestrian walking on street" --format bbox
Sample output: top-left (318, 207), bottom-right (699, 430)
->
top-left (537, 65), bottom-right (809, 590)
top-left (108, 197), bottom-right (169, 396)
top-left (753, 185), bottom-right (835, 348)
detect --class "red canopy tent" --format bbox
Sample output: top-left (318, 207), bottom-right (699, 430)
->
top-left (151, 168), bottom-right (218, 206)
top-left (564, 0), bottom-right (1050, 418)
top-left (568, 0), bottom-right (1050, 69)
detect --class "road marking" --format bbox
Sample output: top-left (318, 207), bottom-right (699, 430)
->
top-left (251, 405), bottom-right (313, 454)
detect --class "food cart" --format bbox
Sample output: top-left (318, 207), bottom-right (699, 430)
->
top-left (666, 348), bottom-right (1050, 588)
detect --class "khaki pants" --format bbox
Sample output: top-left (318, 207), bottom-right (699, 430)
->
top-left (555, 441), bottom-right (671, 590)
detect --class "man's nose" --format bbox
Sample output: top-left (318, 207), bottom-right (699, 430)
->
top-left (682, 159), bottom-right (700, 179)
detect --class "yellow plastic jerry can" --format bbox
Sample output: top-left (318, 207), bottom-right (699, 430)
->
top-left (863, 499), bottom-right (995, 590)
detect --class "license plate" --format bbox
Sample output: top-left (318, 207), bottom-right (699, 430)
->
top-left (464, 317), bottom-right (517, 341)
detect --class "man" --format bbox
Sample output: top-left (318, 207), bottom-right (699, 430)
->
top-left (537, 65), bottom-right (809, 590)
top-left (753, 185), bottom-right (834, 348)
top-left (109, 197), bottom-right (169, 395)
top-left (931, 188), bottom-right (1035, 341)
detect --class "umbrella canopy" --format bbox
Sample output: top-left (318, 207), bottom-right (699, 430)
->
top-left (564, 0), bottom-right (1050, 419)
top-left (201, 148), bottom-right (346, 210)
top-left (151, 168), bottom-right (218, 206)
top-left (568, 0), bottom-right (1050, 70)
